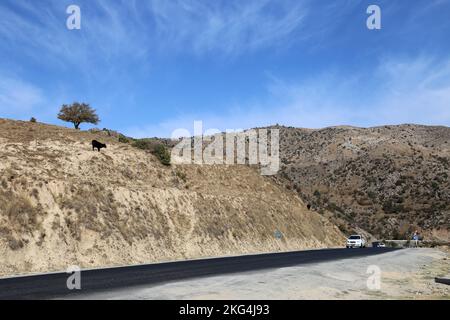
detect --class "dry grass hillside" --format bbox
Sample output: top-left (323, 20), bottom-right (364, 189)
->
top-left (0, 119), bottom-right (343, 276)
top-left (271, 124), bottom-right (450, 241)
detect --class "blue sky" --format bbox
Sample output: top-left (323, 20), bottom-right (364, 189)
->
top-left (0, 0), bottom-right (449, 137)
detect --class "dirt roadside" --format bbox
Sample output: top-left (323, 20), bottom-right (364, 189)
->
top-left (76, 248), bottom-right (450, 300)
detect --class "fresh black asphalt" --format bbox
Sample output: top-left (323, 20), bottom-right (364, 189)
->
top-left (0, 247), bottom-right (398, 299)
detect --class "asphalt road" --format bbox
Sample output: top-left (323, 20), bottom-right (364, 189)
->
top-left (0, 247), bottom-right (397, 299)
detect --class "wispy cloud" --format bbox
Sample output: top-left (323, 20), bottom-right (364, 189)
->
top-left (149, 0), bottom-right (309, 56)
top-left (0, 0), bottom-right (310, 69)
top-left (1, 1), bottom-right (448, 133)
top-left (0, 0), bottom-right (315, 123)
top-left (373, 56), bottom-right (450, 124)
top-left (0, 76), bottom-right (44, 116)
top-left (0, 1), bottom-right (150, 76)
top-left (125, 55), bottom-right (450, 138)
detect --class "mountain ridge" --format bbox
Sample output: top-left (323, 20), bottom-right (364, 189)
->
top-left (270, 123), bottom-right (449, 240)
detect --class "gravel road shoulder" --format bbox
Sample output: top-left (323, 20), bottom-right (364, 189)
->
top-left (75, 248), bottom-right (450, 300)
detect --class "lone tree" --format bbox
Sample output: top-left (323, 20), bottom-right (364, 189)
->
top-left (58, 102), bottom-right (100, 130)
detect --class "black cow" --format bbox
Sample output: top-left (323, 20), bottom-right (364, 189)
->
top-left (92, 140), bottom-right (107, 152)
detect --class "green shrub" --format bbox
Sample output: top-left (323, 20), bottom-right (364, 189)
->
top-left (30, 117), bottom-right (37, 123)
top-left (383, 200), bottom-right (404, 214)
top-left (132, 139), bottom-right (154, 150)
top-left (367, 191), bottom-right (376, 200)
top-left (176, 170), bottom-right (187, 182)
top-left (132, 139), bottom-right (171, 165)
top-left (118, 135), bottom-right (130, 143)
top-left (153, 144), bottom-right (171, 166)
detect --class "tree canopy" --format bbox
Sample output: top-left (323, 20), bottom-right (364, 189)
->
top-left (57, 102), bottom-right (100, 130)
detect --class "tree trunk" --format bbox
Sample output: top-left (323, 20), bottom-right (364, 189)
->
top-left (74, 123), bottom-right (80, 130)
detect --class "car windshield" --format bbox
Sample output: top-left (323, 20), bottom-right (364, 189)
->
top-left (349, 235), bottom-right (361, 240)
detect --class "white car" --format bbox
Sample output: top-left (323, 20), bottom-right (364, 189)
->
top-left (346, 235), bottom-right (366, 248)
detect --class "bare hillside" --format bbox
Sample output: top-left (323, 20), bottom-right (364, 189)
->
top-left (272, 124), bottom-right (450, 241)
top-left (0, 119), bottom-right (343, 276)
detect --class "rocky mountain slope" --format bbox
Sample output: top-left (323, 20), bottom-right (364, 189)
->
top-left (0, 119), bottom-right (343, 276)
top-left (272, 124), bottom-right (450, 241)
